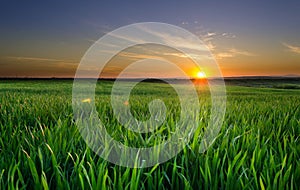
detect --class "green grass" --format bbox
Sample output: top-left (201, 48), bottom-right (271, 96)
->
top-left (0, 80), bottom-right (299, 189)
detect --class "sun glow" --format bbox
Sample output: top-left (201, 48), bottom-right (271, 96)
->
top-left (196, 71), bottom-right (206, 79)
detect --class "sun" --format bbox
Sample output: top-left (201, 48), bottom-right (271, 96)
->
top-left (196, 71), bottom-right (206, 79)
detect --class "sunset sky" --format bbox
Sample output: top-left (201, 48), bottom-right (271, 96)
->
top-left (0, 1), bottom-right (300, 77)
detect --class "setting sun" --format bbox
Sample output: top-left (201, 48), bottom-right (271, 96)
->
top-left (196, 71), bottom-right (206, 79)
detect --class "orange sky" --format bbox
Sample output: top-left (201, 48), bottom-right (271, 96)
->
top-left (1, 2), bottom-right (300, 78)
top-left (0, 40), bottom-right (299, 78)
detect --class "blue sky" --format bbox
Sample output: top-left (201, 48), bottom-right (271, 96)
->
top-left (0, 0), bottom-right (300, 77)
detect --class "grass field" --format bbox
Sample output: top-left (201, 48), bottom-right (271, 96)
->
top-left (0, 79), bottom-right (299, 189)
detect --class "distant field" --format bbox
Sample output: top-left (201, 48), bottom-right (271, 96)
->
top-left (0, 79), bottom-right (299, 189)
top-left (225, 77), bottom-right (300, 89)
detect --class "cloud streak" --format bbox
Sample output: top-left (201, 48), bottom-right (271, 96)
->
top-left (283, 43), bottom-right (300, 54)
top-left (216, 48), bottom-right (256, 59)
top-left (2, 56), bottom-right (78, 70)
top-left (5, 56), bottom-right (76, 63)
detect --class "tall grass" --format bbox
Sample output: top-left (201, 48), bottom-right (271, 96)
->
top-left (0, 80), bottom-right (299, 189)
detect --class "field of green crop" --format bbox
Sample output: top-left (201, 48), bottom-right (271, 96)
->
top-left (0, 79), bottom-right (299, 189)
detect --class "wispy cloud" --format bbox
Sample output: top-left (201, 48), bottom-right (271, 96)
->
top-left (216, 48), bottom-right (256, 59)
top-left (86, 22), bottom-right (253, 63)
top-left (216, 52), bottom-right (235, 58)
top-left (184, 23), bottom-right (237, 53)
top-left (206, 41), bottom-right (216, 51)
top-left (6, 56), bottom-right (71, 62)
top-left (4, 56), bottom-right (78, 69)
top-left (136, 25), bottom-right (209, 52)
top-left (283, 43), bottom-right (300, 54)
top-left (197, 31), bottom-right (217, 42)
top-left (181, 21), bottom-right (189, 25)
top-left (229, 48), bottom-right (256, 56)
top-left (221, 32), bottom-right (236, 39)
top-left (97, 24), bottom-right (211, 60)
top-left (87, 22), bottom-right (238, 61)
top-left (198, 30), bottom-right (236, 40)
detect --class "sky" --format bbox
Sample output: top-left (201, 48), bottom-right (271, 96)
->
top-left (0, 0), bottom-right (300, 77)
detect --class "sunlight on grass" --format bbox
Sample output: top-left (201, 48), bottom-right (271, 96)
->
top-left (0, 80), bottom-right (299, 189)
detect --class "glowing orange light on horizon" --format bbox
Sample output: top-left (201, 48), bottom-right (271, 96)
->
top-left (196, 71), bottom-right (206, 79)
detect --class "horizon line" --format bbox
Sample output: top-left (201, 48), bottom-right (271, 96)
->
top-left (0, 75), bottom-right (299, 80)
